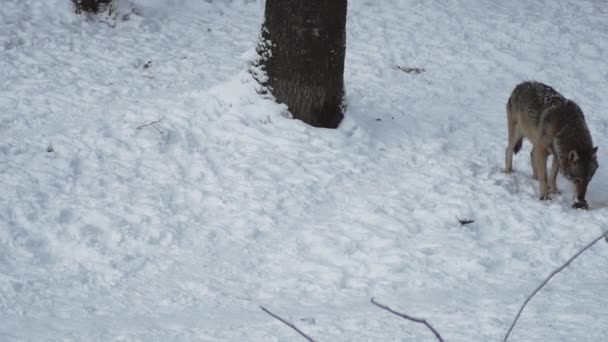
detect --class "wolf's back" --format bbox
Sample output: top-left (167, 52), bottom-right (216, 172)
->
top-left (508, 81), bottom-right (566, 124)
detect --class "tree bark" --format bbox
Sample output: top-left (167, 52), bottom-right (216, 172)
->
top-left (255, 0), bottom-right (347, 128)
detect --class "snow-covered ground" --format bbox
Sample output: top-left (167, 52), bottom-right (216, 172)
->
top-left (2, 0), bottom-right (608, 340)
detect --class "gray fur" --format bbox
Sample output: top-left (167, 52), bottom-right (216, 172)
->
top-left (504, 81), bottom-right (598, 208)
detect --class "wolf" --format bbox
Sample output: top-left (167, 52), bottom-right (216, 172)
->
top-left (504, 81), bottom-right (598, 209)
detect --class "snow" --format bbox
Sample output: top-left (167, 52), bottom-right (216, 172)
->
top-left (1, 0), bottom-right (608, 341)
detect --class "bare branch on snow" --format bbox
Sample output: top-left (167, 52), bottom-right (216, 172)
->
top-left (457, 218), bottom-right (475, 226)
top-left (136, 119), bottom-right (164, 134)
top-left (370, 297), bottom-right (444, 342)
top-left (260, 306), bottom-right (317, 342)
top-left (503, 229), bottom-right (608, 342)
top-left (394, 66), bottom-right (426, 75)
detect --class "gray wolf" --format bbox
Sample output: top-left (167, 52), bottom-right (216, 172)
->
top-left (504, 81), bottom-right (598, 209)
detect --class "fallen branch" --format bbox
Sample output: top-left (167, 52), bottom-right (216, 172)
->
top-left (503, 229), bottom-right (608, 342)
top-left (457, 218), bottom-right (475, 226)
top-left (260, 306), bottom-right (316, 342)
top-left (370, 298), bottom-right (444, 342)
top-left (136, 119), bottom-right (164, 134)
top-left (394, 65), bottom-right (426, 75)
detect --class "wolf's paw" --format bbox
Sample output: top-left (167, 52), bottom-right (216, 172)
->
top-left (572, 200), bottom-right (589, 210)
top-left (539, 194), bottom-right (551, 201)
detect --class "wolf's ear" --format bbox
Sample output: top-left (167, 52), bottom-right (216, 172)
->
top-left (592, 146), bottom-right (598, 157)
top-left (568, 150), bottom-right (579, 162)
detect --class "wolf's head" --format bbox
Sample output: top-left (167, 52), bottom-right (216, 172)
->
top-left (561, 147), bottom-right (598, 208)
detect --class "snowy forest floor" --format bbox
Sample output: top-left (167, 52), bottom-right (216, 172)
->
top-left (1, 0), bottom-right (608, 341)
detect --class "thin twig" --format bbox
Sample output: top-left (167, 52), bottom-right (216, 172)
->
top-left (136, 119), bottom-right (163, 129)
top-left (370, 298), bottom-right (444, 342)
top-left (260, 306), bottom-right (316, 342)
top-left (504, 230), bottom-right (608, 342)
top-left (136, 119), bottom-right (164, 133)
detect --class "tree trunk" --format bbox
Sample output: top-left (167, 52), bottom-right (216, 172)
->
top-left (255, 0), bottom-right (347, 128)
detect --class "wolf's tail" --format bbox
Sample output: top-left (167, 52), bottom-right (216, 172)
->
top-left (513, 137), bottom-right (523, 154)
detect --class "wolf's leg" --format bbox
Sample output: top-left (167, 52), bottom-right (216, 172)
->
top-left (530, 147), bottom-right (538, 180)
top-left (505, 103), bottom-right (521, 173)
top-left (534, 145), bottom-right (550, 200)
top-left (549, 154), bottom-right (560, 194)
